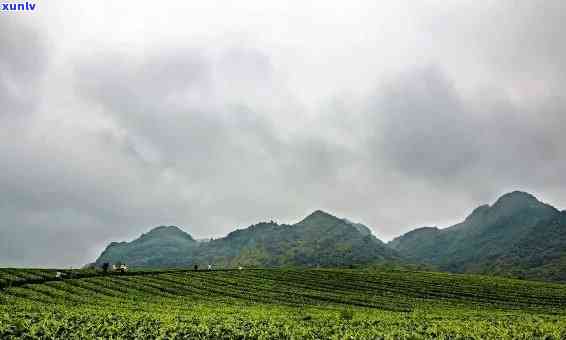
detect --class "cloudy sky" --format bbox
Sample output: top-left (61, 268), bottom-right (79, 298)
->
top-left (2, 1), bottom-right (566, 267)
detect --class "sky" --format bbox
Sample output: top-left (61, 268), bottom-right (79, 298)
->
top-left (1, 0), bottom-right (566, 267)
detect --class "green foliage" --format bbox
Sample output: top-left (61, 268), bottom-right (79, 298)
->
top-left (2, 267), bottom-right (566, 338)
top-left (390, 191), bottom-right (566, 281)
top-left (340, 309), bottom-right (354, 320)
top-left (96, 211), bottom-right (400, 269)
top-left (96, 226), bottom-right (199, 268)
top-left (95, 191), bottom-right (566, 282)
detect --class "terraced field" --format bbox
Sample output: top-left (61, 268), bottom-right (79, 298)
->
top-left (2, 268), bottom-right (566, 338)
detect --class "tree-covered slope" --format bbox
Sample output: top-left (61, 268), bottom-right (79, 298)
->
top-left (95, 211), bottom-right (400, 268)
top-left (95, 191), bottom-right (566, 281)
top-left (200, 210), bottom-right (398, 267)
top-left (479, 210), bottom-right (566, 281)
top-left (389, 191), bottom-right (563, 277)
top-left (95, 226), bottom-right (198, 267)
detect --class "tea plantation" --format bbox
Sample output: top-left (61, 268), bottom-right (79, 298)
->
top-left (2, 268), bottom-right (566, 339)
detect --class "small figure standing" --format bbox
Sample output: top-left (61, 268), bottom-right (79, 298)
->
top-left (194, 264), bottom-right (198, 271)
top-left (101, 262), bottom-right (110, 273)
top-left (208, 264), bottom-right (212, 271)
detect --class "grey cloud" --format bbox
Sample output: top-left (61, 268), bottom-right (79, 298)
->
top-left (2, 1), bottom-right (566, 267)
top-left (483, 1), bottom-right (566, 86)
top-left (73, 44), bottom-right (353, 217)
top-left (373, 66), bottom-right (481, 180)
top-left (75, 48), bottom-right (278, 169)
top-left (420, 0), bottom-right (566, 95)
top-left (0, 17), bottom-right (46, 118)
top-left (368, 65), bottom-right (566, 201)
top-left (0, 128), bottom-right (194, 266)
top-left (0, 44), bottom-right (350, 267)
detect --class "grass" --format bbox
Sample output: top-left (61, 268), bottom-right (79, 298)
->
top-left (1, 267), bottom-right (566, 338)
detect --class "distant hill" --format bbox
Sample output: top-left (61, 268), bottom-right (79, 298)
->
top-left (390, 191), bottom-right (566, 280)
top-left (96, 226), bottom-right (198, 267)
top-left (95, 210), bottom-right (400, 268)
top-left (96, 191), bottom-right (566, 281)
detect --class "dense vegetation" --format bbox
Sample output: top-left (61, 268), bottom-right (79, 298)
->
top-left (96, 226), bottom-right (200, 268)
top-left (2, 267), bottom-right (566, 338)
top-left (96, 210), bottom-right (399, 268)
top-left (95, 191), bottom-right (566, 282)
top-left (389, 191), bottom-right (566, 281)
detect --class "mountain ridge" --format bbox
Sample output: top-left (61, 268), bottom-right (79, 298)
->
top-left (389, 191), bottom-right (564, 280)
top-left (96, 210), bottom-right (399, 268)
top-left (95, 192), bottom-right (566, 281)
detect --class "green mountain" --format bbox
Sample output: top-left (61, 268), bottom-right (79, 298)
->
top-left (96, 210), bottom-right (400, 268)
top-left (389, 191), bottom-right (565, 280)
top-left (476, 210), bottom-right (566, 281)
top-left (96, 191), bottom-right (566, 281)
top-left (96, 226), bottom-right (198, 267)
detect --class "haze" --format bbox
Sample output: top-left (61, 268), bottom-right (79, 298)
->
top-left (1, 1), bottom-right (565, 267)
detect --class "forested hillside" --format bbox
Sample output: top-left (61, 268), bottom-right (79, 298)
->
top-left (390, 191), bottom-right (566, 280)
top-left (96, 210), bottom-right (399, 268)
top-left (96, 191), bottom-right (566, 282)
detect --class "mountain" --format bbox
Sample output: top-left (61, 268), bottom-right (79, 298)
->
top-left (95, 191), bottom-right (566, 281)
top-left (478, 210), bottom-right (566, 281)
top-left (390, 191), bottom-right (565, 279)
top-left (95, 210), bottom-right (400, 268)
top-left (96, 226), bottom-right (198, 267)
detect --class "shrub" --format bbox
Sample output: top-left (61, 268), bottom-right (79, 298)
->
top-left (340, 309), bottom-right (354, 320)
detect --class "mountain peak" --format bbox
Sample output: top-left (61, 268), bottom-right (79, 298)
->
top-left (297, 210), bottom-right (376, 238)
top-left (142, 225), bottom-right (195, 241)
top-left (300, 210), bottom-right (338, 223)
top-left (147, 225), bottom-right (184, 233)
top-left (491, 191), bottom-right (551, 213)
top-left (311, 209), bottom-right (334, 217)
top-left (464, 204), bottom-right (491, 222)
top-left (96, 225), bottom-right (198, 267)
top-left (460, 191), bottom-right (557, 227)
top-left (496, 191), bottom-right (538, 203)
top-left (96, 211), bottom-right (397, 267)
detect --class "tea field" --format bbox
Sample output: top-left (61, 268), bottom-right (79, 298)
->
top-left (2, 268), bottom-right (566, 339)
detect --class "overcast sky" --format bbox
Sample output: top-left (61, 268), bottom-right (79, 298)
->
top-left (2, 1), bottom-right (566, 267)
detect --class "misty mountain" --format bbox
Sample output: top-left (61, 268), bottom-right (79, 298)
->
top-left (389, 191), bottom-right (565, 280)
top-left (96, 210), bottom-right (400, 268)
top-left (96, 191), bottom-right (566, 281)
